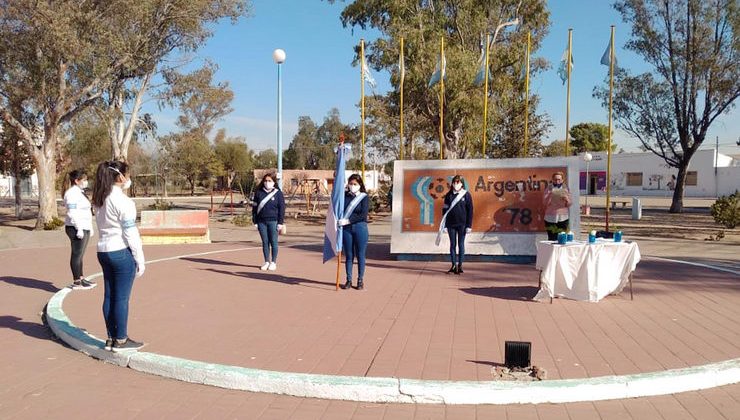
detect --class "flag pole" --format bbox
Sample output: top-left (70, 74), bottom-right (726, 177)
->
top-left (523, 31), bottom-right (531, 157)
top-left (482, 33), bottom-right (491, 158)
top-left (400, 37), bottom-right (404, 160)
top-left (360, 39), bottom-right (366, 180)
top-left (606, 25), bottom-right (615, 232)
top-left (336, 134), bottom-right (346, 291)
top-left (565, 28), bottom-right (572, 157)
top-left (439, 36), bottom-right (445, 160)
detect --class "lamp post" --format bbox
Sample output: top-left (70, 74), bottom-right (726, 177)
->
top-left (583, 152), bottom-right (593, 213)
top-left (273, 48), bottom-right (286, 190)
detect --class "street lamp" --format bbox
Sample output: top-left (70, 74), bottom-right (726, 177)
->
top-left (273, 48), bottom-right (286, 190)
top-left (583, 152), bottom-right (593, 210)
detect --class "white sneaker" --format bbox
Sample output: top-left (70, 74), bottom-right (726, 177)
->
top-left (260, 262), bottom-right (270, 271)
top-left (268, 262), bottom-right (277, 271)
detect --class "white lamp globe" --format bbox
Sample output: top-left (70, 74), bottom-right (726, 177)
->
top-left (273, 49), bottom-right (286, 64)
top-left (583, 152), bottom-right (593, 162)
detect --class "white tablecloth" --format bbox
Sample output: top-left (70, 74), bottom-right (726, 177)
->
top-left (534, 240), bottom-right (641, 302)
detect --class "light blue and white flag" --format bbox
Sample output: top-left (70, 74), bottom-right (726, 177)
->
top-left (473, 38), bottom-right (491, 86)
top-left (323, 143), bottom-right (350, 263)
top-left (428, 52), bottom-right (447, 88)
top-left (600, 40), bottom-right (618, 68)
top-left (557, 47), bottom-right (573, 85)
top-left (362, 58), bottom-right (377, 89)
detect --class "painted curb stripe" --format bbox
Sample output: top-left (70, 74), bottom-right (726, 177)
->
top-left (46, 247), bottom-right (740, 404)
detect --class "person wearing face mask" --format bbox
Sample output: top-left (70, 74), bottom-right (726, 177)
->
top-left (337, 174), bottom-right (369, 290)
top-left (543, 171), bottom-right (572, 241)
top-left (63, 169), bottom-right (96, 289)
top-left (438, 175), bottom-right (474, 275)
top-left (251, 174), bottom-right (285, 271)
top-left (92, 160), bottom-right (146, 352)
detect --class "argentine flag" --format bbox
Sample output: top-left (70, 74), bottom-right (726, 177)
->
top-left (557, 47), bottom-right (573, 85)
top-left (323, 143), bottom-right (350, 263)
top-left (600, 41), bottom-right (618, 69)
top-left (362, 58), bottom-right (377, 89)
top-left (428, 53), bottom-right (446, 88)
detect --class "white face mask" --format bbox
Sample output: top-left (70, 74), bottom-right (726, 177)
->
top-left (264, 181), bottom-right (275, 190)
top-left (122, 178), bottom-right (132, 190)
top-left (453, 182), bottom-right (463, 191)
top-left (79, 180), bottom-right (88, 189)
top-left (349, 184), bottom-right (361, 194)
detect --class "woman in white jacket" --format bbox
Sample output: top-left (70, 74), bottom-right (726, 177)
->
top-left (92, 161), bottom-right (146, 352)
top-left (63, 169), bottom-right (96, 289)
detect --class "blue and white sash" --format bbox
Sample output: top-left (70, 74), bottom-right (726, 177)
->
top-left (256, 189), bottom-right (279, 215)
top-left (342, 192), bottom-right (367, 220)
top-left (435, 189), bottom-right (467, 246)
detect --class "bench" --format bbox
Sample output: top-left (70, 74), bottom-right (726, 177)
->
top-left (139, 210), bottom-right (210, 245)
top-left (610, 198), bottom-right (631, 210)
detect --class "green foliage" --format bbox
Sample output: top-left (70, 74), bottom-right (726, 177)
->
top-left (148, 198), bottom-right (174, 211)
top-left (569, 123), bottom-right (613, 154)
top-left (542, 140), bottom-right (566, 157)
top-left (334, 0), bottom-right (551, 159)
top-left (284, 109), bottom-right (358, 170)
top-left (710, 192), bottom-right (739, 229)
top-left (254, 149), bottom-right (277, 169)
top-left (213, 128), bottom-right (253, 187)
top-left (232, 213), bottom-right (252, 227)
top-left (43, 217), bottom-right (65, 231)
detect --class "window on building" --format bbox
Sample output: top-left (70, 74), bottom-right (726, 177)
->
top-left (626, 172), bottom-right (643, 186)
top-left (685, 171), bottom-right (698, 186)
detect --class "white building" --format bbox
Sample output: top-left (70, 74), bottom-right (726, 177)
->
top-left (0, 173), bottom-right (38, 198)
top-left (577, 149), bottom-right (739, 197)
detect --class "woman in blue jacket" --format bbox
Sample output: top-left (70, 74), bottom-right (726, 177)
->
top-left (441, 175), bottom-right (474, 275)
top-left (251, 174), bottom-right (285, 271)
top-left (337, 174), bottom-right (369, 290)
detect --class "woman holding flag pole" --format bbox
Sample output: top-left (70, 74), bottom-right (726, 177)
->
top-left (436, 175), bottom-right (474, 275)
top-left (337, 174), bottom-right (369, 290)
top-left (252, 173), bottom-right (285, 271)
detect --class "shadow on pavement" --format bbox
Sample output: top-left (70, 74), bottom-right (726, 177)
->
top-left (460, 286), bottom-right (539, 302)
top-left (181, 257), bottom-right (255, 268)
top-left (201, 267), bottom-right (335, 291)
top-left (291, 242), bottom-right (393, 261)
top-left (1, 276), bottom-right (60, 293)
top-left (466, 359), bottom-right (506, 368)
top-left (0, 315), bottom-right (52, 340)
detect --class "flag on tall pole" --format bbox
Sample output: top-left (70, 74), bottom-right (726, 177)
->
top-left (603, 26), bottom-right (616, 232)
top-left (523, 31), bottom-right (531, 157)
top-left (564, 29), bottom-right (573, 156)
top-left (360, 39), bottom-right (367, 181)
top-left (323, 141), bottom-right (349, 264)
top-left (475, 34), bottom-right (491, 157)
top-left (428, 37), bottom-right (446, 160)
top-left (399, 37), bottom-right (405, 160)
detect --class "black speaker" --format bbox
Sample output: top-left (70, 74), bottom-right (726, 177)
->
top-left (504, 341), bottom-right (531, 368)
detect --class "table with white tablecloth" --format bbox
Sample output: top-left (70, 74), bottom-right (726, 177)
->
top-left (534, 240), bottom-right (641, 302)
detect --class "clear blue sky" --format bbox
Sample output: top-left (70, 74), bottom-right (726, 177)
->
top-left (149, 0), bottom-right (739, 156)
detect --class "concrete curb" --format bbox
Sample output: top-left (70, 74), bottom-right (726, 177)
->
top-left (46, 248), bottom-right (740, 404)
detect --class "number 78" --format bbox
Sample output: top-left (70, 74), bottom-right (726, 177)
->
top-left (505, 208), bottom-right (532, 225)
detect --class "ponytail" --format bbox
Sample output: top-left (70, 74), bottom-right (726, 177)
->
top-left (92, 160), bottom-right (128, 208)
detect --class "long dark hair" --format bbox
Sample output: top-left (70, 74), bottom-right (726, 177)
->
top-left (68, 169), bottom-right (86, 188)
top-left (347, 173), bottom-right (366, 193)
top-left (92, 160), bottom-right (128, 207)
top-left (256, 173), bottom-right (279, 191)
top-left (447, 175), bottom-right (463, 192)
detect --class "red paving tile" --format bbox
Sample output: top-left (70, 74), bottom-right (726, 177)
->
top-left (2, 237), bottom-right (740, 419)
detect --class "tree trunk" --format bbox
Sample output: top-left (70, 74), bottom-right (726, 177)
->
top-left (13, 173), bottom-right (22, 219)
top-left (670, 163), bottom-right (688, 213)
top-left (189, 178), bottom-right (195, 196)
top-left (31, 141), bottom-right (59, 229)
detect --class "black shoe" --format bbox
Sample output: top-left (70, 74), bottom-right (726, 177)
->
top-left (447, 264), bottom-right (457, 274)
top-left (72, 278), bottom-right (97, 290)
top-left (104, 339), bottom-right (113, 351)
top-left (456, 264), bottom-right (463, 274)
top-left (356, 280), bottom-right (364, 290)
top-left (112, 338), bottom-right (145, 352)
top-left (340, 280), bottom-right (352, 290)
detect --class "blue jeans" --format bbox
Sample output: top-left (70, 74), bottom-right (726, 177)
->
top-left (342, 221), bottom-right (368, 282)
top-left (447, 226), bottom-right (467, 265)
top-left (97, 248), bottom-right (137, 340)
top-left (257, 221), bottom-right (279, 262)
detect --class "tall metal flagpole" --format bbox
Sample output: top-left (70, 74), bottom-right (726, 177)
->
top-left (565, 28), bottom-right (573, 157)
top-left (439, 36), bottom-right (445, 160)
top-left (606, 25), bottom-right (615, 232)
top-left (482, 33), bottom-right (491, 157)
top-left (523, 31), bottom-right (531, 157)
top-left (336, 134), bottom-right (345, 291)
top-left (360, 39), bottom-right (366, 179)
top-left (400, 37), bottom-right (405, 160)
